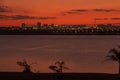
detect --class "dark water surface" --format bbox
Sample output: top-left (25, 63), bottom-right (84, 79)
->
top-left (0, 35), bottom-right (120, 73)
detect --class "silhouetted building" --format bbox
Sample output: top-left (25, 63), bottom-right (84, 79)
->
top-left (21, 23), bottom-right (27, 29)
top-left (37, 22), bottom-right (41, 29)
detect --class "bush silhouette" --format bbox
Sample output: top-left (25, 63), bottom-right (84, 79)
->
top-left (49, 61), bottom-right (69, 73)
top-left (17, 59), bottom-right (32, 73)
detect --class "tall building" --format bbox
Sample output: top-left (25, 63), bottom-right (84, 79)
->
top-left (21, 23), bottom-right (27, 29)
top-left (37, 22), bottom-right (41, 29)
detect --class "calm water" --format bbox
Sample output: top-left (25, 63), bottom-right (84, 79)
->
top-left (0, 35), bottom-right (120, 73)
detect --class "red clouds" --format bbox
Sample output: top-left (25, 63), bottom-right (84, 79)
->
top-left (0, 0), bottom-right (120, 26)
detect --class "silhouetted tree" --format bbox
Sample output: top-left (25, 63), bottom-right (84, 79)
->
top-left (49, 61), bottom-right (69, 73)
top-left (106, 45), bottom-right (120, 74)
top-left (17, 59), bottom-right (33, 73)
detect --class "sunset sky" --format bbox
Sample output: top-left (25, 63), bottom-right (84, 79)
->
top-left (0, 0), bottom-right (120, 26)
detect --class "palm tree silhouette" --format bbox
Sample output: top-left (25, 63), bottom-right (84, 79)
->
top-left (49, 61), bottom-right (69, 73)
top-left (17, 59), bottom-right (36, 73)
top-left (106, 45), bottom-right (120, 74)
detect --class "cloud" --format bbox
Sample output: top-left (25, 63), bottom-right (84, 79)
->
top-left (94, 18), bottom-right (120, 21)
top-left (92, 9), bottom-right (120, 12)
top-left (0, 15), bottom-right (10, 19)
top-left (0, 6), bottom-right (11, 12)
top-left (61, 8), bottom-right (120, 16)
top-left (0, 1), bottom-right (32, 14)
top-left (94, 18), bottom-right (109, 20)
top-left (11, 15), bottom-right (37, 20)
top-left (0, 15), bottom-right (56, 20)
top-left (62, 9), bottom-right (88, 15)
top-left (0, 0), bottom-right (12, 13)
top-left (61, 11), bottom-right (79, 15)
top-left (71, 9), bottom-right (88, 12)
top-left (39, 17), bottom-right (56, 20)
top-left (111, 18), bottom-right (120, 20)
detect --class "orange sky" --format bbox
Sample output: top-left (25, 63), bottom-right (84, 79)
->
top-left (0, 0), bottom-right (120, 26)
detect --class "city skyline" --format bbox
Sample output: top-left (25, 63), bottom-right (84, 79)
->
top-left (0, 0), bottom-right (120, 26)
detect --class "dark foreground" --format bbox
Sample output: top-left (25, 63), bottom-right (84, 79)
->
top-left (0, 72), bottom-right (119, 80)
top-left (0, 29), bottom-right (120, 35)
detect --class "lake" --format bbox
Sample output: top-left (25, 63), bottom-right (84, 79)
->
top-left (0, 35), bottom-right (120, 73)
